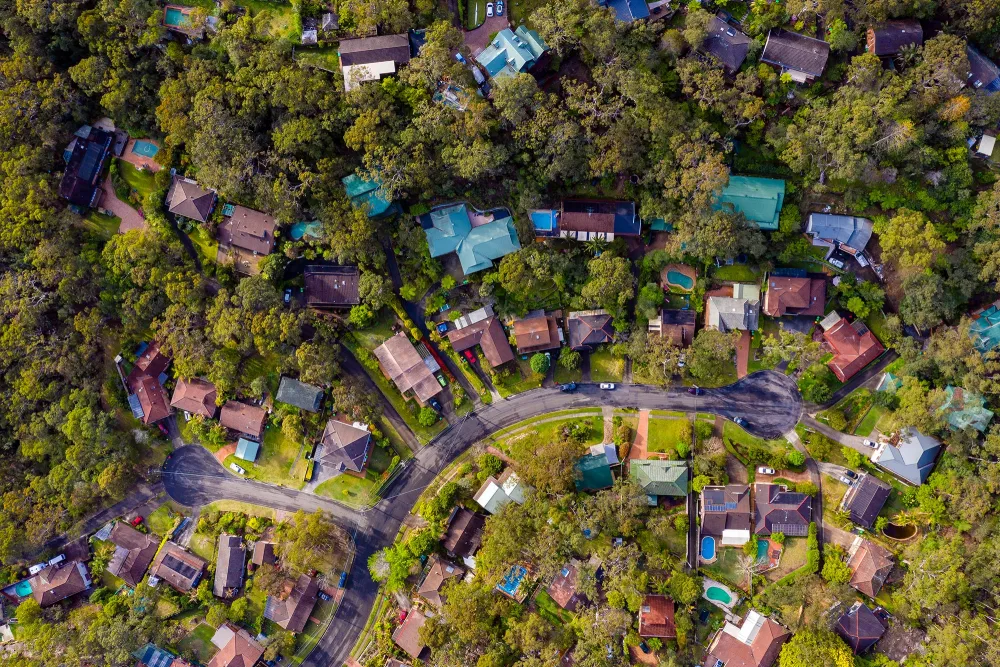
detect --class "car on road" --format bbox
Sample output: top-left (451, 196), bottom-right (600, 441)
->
top-left (230, 463), bottom-right (246, 475)
top-left (599, 383), bottom-right (615, 390)
top-left (454, 52), bottom-right (467, 64)
top-left (863, 439), bottom-right (876, 448)
top-left (733, 416), bottom-right (749, 427)
top-left (463, 349), bottom-right (477, 363)
top-left (318, 590), bottom-right (331, 601)
top-left (757, 466), bottom-right (775, 475)
top-left (844, 469), bottom-right (858, 479)
top-left (688, 386), bottom-right (703, 395)
top-left (338, 571), bottom-right (348, 588)
top-left (284, 288), bottom-right (291, 304)
top-left (560, 382), bottom-right (577, 392)
top-left (840, 476), bottom-right (854, 485)
top-left (486, 2), bottom-right (493, 16)
top-left (429, 398), bottom-right (443, 413)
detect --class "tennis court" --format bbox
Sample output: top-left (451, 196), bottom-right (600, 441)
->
top-left (131, 140), bottom-right (159, 158)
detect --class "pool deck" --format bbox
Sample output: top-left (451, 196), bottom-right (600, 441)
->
top-left (121, 139), bottom-right (161, 173)
top-left (662, 263), bottom-right (697, 292)
top-left (702, 578), bottom-right (738, 612)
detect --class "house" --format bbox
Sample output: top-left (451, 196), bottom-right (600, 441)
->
top-left (473, 469), bottom-right (526, 514)
top-left (559, 199), bottom-right (640, 240)
top-left (649, 309), bottom-right (696, 347)
top-left (701, 485), bottom-right (752, 546)
top-left (373, 332), bottom-right (443, 405)
top-left (840, 473), bottom-right (891, 529)
top-left (170, 378), bottom-right (218, 419)
top-left (251, 541), bottom-right (276, 568)
top-left (714, 176), bottom-right (785, 230)
top-left (970, 300), bottom-right (1000, 353)
top-left (567, 310), bottom-right (615, 351)
top-left (847, 538), bottom-right (894, 598)
top-left (207, 624), bottom-right (264, 667)
top-left (385, 660), bottom-right (411, 667)
top-left (392, 608), bottom-right (430, 661)
top-left (702, 16), bottom-right (751, 73)
top-left (702, 610), bottom-right (790, 667)
top-left (421, 203), bottom-right (521, 275)
top-left (762, 272), bottom-right (826, 317)
top-left (598, 0), bottom-right (650, 22)
top-left (442, 507), bottom-right (485, 558)
top-left (639, 594), bottom-right (676, 638)
top-left (977, 134), bottom-right (996, 158)
top-left (474, 26), bottom-right (548, 80)
top-left (235, 438), bottom-right (259, 462)
top-left (304, 265), bottom-right (361, 308)
top-left (150, 542), bottom-right (206, 592)
top-left (264, 574), bottom-right (318, 633)
top-left (820, 312), bottom-right (884, 382)
top-left (512, 312), bottom-right (562, 354)
top-left (761, 29), bottom-right (830, 82)
top-left (706, 284), bottom-right (761, 332)
top-left (448, 316), bottom-right (515, 367)
top-left (417, 556), bottom-right (464, 608)
top-left (575, 449), bottom-right (615, 491)
top-left (866, 20), bottom-right (922, 56)
top-left (213, 534), bottom-right (245, 598)
top-left (276, 377), bottom-right (324, 412)
top-left (547, 561), bottom-right (583, 611)
top-left (29, 561), bottom-right (91, 606)
top-left (134, 643), bottom-right (195, 667)
top-left (338, 34), bottom-right (411, 91)
top-left (754, 483), bottom-right (812, 536)
top-left (630, 460), bottom-right (688, 501)
top-left (317, 418), bottom-right (373, 474)
top-left (939, 385), bottom-right (994, 432)
top-left (106, 521), bottom-right (159, 587)
top-left (125, 341), bottom-right (172, 426)
top-left (343, 173), bottom-right (393, 218)
top-left (967, 44), bottom-right (1000, 92)
top-left (219, 401), bottom-right (267, 441)
top-left (218, 205), bottom-right (277, 258)
top-left (836, 601), bottom-right (887, 654)
top-left (871, 428), bottom-right (941, 486)
top-left (59, 128), bottom-right (112, 207)
top-left (806, 212), bottom-right (875, 262)
top-left (166, 176), bottom-right (216, 222)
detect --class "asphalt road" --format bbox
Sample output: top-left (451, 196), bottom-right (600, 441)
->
top-left (163, 371), bottom-right (802, 667)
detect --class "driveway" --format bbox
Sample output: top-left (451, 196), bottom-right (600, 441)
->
top-left (736, 330), bottom-right (751, 379)
top-left (464, 15), bottom-right (509, 56)
top-left (101, 175), bottom-right (146, 233)
top-left (800, 414), bottom-right (870, 454)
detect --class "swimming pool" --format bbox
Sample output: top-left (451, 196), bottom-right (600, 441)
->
top-left (701, 535), bottom-right (716, 560)
top-left (705, 585), bottom-right (733, 605)
top-left (290, 221), bottom-right (323, 240)
top-left (164, 7), bottom-right (190, 27)
top-left (497, 565), bottom-right (528, 597)
top-left (14, 580), bottom-right (32, 597)
top-left (666, 270), bottom-right (694, 290)
top-left (131, 140), bottom-right (159, 158)
top-left (757, 538), bottom-right (769, 561)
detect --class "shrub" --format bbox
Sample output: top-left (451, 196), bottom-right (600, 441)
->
top-left (770, 531), bottom-right (785, 544)
top-left (796, 481), bottom-right (818, 496)
top-left (349, 304), bottom-right (375, 328)
top-left (418, 407), bottom-right (438, 427)
top-left (559, 350), bottom-right (581, 371)
top-left (477, 453), bottom-right (503, 478)
top-left (826, 409), bottom-right (848, 432)
top-left (676, 441), bottom-right (691, 458)
top-left (530, 353), bottom-right (550, 374)
top-left (786, 450), bottom-right (805, 467)
top-left (806, 522), bottom-right (819, 573)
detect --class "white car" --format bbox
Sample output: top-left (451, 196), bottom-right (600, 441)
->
top-left (599, 383), bottom-right (615, 390)
top-left (840, 476), bottom-right (854, 485)
top-left (757, 466), bottom-right (775, 475)
top-left (486, 2), bottom-right (493, 16)
top-left (229, 463), bottom-right (246, 475)
top-left (863, 439), bottom-right (876, 448)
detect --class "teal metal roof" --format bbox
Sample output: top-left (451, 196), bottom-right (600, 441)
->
top-left (970, 303), bottom-right (1000, 353)
top-left (425, 204), bottom-right (472, 257)
top-left (235, 438), bottom-right (260, 462)
top-left (575, 452), bottom-right (614, 491)
top-left (940, 385), bottom-right (994, 432)
top-left (455, 216), bottom-right (521, 275)
top-left (875, 372), bottom-right (902, 393)
top-left (342, 173), bottom-right (391, 218)
top-left (630, 460), bottom-right (688, 497)
top-left (714, 175), bottom-right (785, 230)
top-left (474, 27), bottom-right (547, 79)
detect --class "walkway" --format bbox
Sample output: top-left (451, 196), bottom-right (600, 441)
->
top-left (101, 175), bottom-right (145, 233)
top-left (800, 414), bottom-right (869, 454)
top-left (628, 409), bottom-right (650, 460)
top-left (736, 330), bottom-right (751, 379)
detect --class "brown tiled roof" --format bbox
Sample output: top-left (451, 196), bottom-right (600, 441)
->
top-left (30, 561), bottom-right (90, 606)
top-left (131, 340), bottom-right (171, 378)
top-left (639, 595), bottom-right (676, 638)
top-left (547, 562), bottom-right (581, 611)
top-left (512, 315), bottom-right (560, 354)
top-left (373, 332), bottom-right (442, 403)
top-left (392, 608), bottom-right (429, 661)
top-left (866, 20), bottom-right (922, 56)
top-left (107, 522), bottom-right (159, 587)
top-left (700, 485), bottom-right (752, 537)
top-left (151, 541), bottom-right (206, 592)
top-left (447, 317), bottom-right (515, 367)
top-left (207, 625), bottom-right (264, 667)
top-left (753, 483), bottom-right (812, 536)
top-left (567, 310), bottom-right (614, 351)
top-left (442, 507), bottom-right (484, 558)
top-left (822, 315), bottom-right (884, 382)
top-left (134, 374), bottom-right (172, 425)
top-left (265, 574), bottom-right (318, 633)
top-left (762, 276), bottom-right (826, 317)
top-left (167, 177), bottom-right (215, 222)
top-left (214, 534), bottom-right (245, 597)
top-left (304, 265), bottom-right (361, 307)
top-left (219, 400), bottom-right (267, 439)
top-left (318, 419), bottom-right (372, 473)
top-left (703, 615), bottom-right (789, 667)
top-left (417, 556), bottom-right (464, 608)
top-left (848, 540), bottom-right (894, 598)
top-left (251, 541), bottom-right (276, 566)
top-left (658, 309), bottom-right (696, 347)
top-left (170, 378), bottom-right (218, 419)
top-left (219, 206), bottom-right (276, 255)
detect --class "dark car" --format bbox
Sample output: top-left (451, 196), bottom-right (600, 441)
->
top-left (734, 416), bottom-right (749, 427)
top-left (560, 383), bottom-right (577, 392)
top-left (429, 398), bottom-right (443, 413)
top-left (437, 322), bottom-right (449, 334)
top-left (318, 590), bottom-right (331, 601)
top-left (158, 423), bottom-right (169, 435)
top-left (688, 386), bottom-right (704, 395)
top-left (338, 571), bottom-right (347, 588)
top-left (844, 469), bottom-right (858, 479)
top-left (639, 641), bottom-right (650, 654)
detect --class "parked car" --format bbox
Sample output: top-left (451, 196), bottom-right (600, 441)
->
top-left (339, 571), bottom-right (348, 587)
top-left (429, 398), bottom-right (443, 413)
top-left (230, 463), bottom-right (246, 475)
top-left (840, 476), bottom-right (854, 485)
top-left (844, 469), bottom-right (858, 479)
top-left (454, 52), bottom-right (467, 64)
top-left (48, 554), bottom-right (66, 567)
top-left (560, 383), bottom-right (577, 392)
top-left (687, 386), bottom-right (704, 395)
top-left (436, 374), bottom-right (447, 387)
top-left (486, 2), bottom-right (493, 16)
top-left (158, 423), bottom-right (168, 436)
top-left (463, 349), bottom-right (477, 363)
top-left (599, 383), bottom-right (615, 390)
top-left (318, 590), bottom-right (331, 601)
top-left (496, 0), bottom-right (504, 14)
top-left (638, 641), bottom-right (650, 654)
top-left (863, 439), bottom-right (876, 448)
top-left (757, 466), bottom-right (775, 475)
top-left (284, 288), bottom-right (291, 303)
top-left (733, 416), bottom-right (749, 427)
top-left (130, 515), bottom-right (143, 527)
top-left (437, 322), bottom-right (449, 334)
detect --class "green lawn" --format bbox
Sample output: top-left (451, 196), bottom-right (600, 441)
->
top-left (818, 388), bottom-right (873, 433)
top-left (296, 46), bottom-right (340, 71)
top-left (147, 504), bottom-right (179, 537)
top-left (242, 351), bottom-right (282, 395)
top-left (701, 547), bottom-right (746, 590)
top-left (119, 160), bottom-right (158, 199)
top-left (589, 348), bottom-right (624, 382)
top-left (494, 358), bottom-right (545, 398)
top-left (189, 532), bottom-right (216, 562)
top-left (711, 264), bottom-right (760, 282)
top-left (486, 409), bottom-right (603, 441)
top-left (723, 422), bottom-right (792, 462)
top-left (188, 225), bottom-right (219, 267)
top-left (83, 211), bottom-right (120, 238)
top-left (764, 537), bottom-right (808, 582)
top-left (466, 0), bottom-right (487, 28)
top-left (315, 469), bottom-right (380, 508)
top-left (493, 415), bottom-right (604, 454)
top-left (177, 623), bottom-right (218, 664)
top-left (241, 0), bottom-right (299, 40)
top-left (378, 417), bottom-right (413, 460)
top-left (647, 418), bottom-right (691, 456)
top-left (535, 590), bottom-right (574, 625)
top-left (855, 406), bottom-right (884, 437)
top-left (224, 426), bottom-right (307, 488)
top-left (510, 0), bottom-right (550, 25)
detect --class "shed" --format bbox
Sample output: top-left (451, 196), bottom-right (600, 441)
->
top-left (235, 438), bottom-right (260, 462)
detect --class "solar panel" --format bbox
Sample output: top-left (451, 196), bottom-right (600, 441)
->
top-left (78, 143), bottom-right (103, 182)
top-left (725, 502), bottom-right (737, 509)
top-left (128, 394), bottom-right (145, 419)
top-left (706, 504), bottom-right (726, 512)
top-left (162, 554), bottom-right (198, 581)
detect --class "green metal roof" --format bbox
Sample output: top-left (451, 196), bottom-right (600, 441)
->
top-left (342, 173), bottom-right (391, 218)
top-left (970, 303), bottom-right (1000, 353)
top-left (714, 175), bottom-right (785, 230)
top-left (235, 438), bottom-right (260, 462)
top-left (474, 27), bottom-right (547, 79)
top-left (575, 452), bottom-right (614, 491)
top-left (940, 385), bottom-right (994, 432)
top-left (425, 204), bottom-right (472, 257)
top-left (455, 216), bottom-right (521, 275)
top-left (629, 460), bottom-right (688, 497)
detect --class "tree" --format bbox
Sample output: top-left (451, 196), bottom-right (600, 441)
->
top-left (668, 571), bottom-right (703, 606)
top-left (786, 450), bottom-right (805, 467)
top-left (560, 350), bottom-right (581, 371)
top-left (821, 544), bottom-right (853, 584)
top-left (278, 510), bottom-right (346, 573)
top-left (676, 210), bottom-right (767, 264)
top-left (874, 209), bottom-right (944, 272)
top-left (580, 254), bottom-right (635, 320)
top-left (530, 353), bottom-right (550, 374)
top-left (206, 604), bottom-right (228, 628)
top-left (228, 597), bottom-right (249, 623)
top-left (349, 304), bottom-right (375, 328)
top-left (636, 282), bottom-right (665, 320)
top-left (418, 406), bottom-right (439, 426)
top-left (688, 330), bottom-right (738, 385)
top-left (778, 626), bottom-right (854, 667)
top-left (358, 272), bottom-right (395, 310)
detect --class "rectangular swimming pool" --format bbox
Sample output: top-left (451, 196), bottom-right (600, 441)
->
top-left (131, 140), bottom-right (159, 158)
top-left (164, 7), bottom-right (190, 27)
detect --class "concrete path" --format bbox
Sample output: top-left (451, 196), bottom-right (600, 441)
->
top-left (463, 15), bottom-right (509, 56)
top-left (602, 406), bottom-right (614, 442)
top-left (101, 175), bottom-right (146, 233)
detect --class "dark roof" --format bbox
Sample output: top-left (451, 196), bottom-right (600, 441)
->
top-left (567, 310), bottom-right (615, 351)
top-left (561, 200), bottom-right (640, 236)
top-left (442, 507), bottom-right (485, 558)
top-left (841, 473), bottom-right (891, 529)
top-left (264, 574), bottom-right (318, 633)
top-left (167, 177), bottom-right (216, 222)
top-left (59, 128), bottom-right (112, 207)
top-left (417, 556), bottom-right (464, 608)
top-left (170, 378), bottom-right (218, 419)
top-left (218, 205), bottom-right (277, 255)
top-left (700, 485), bottom-right (752, 537)
top-left (447, 317), bottom-right (515, 367)
top-left (304, 265), bottom-right (361, 307)
top-left (703, 16), bottom-right (751, 72)
top-left (214, 534), bottom-right (245, 597)
top-left (276, 377), bottom-right (324, 412)
top-left (151, 542), bottom-right (206, 592)
top-left (318, 419), bottom-right (372, 473)
top-left (512, 314), bottom-right (561, 354)
top-left (967, 44), bottom-right (1000, 92)
top-left (252, 541), bottom-right (276, 566)
top-left (754, 483), bottom-right (812, 536)
top-left (219, 401), bottom-right (267, 439)
top-left (30, 562), bottom-right (90, 606)
top-left (761, 29), bottom-right (830, 77)
top-left (339, 34), bottom-right (412, 67)
top-left (547, 562), bottom-right (581, 611)
top-left (848, 540), bottom-right (894, 598)
top-left (600, 0), bottom-right (650, 22)
top-left (107, 521), bottom-right (159, 587)
top-left (836, 602), bottom-right (887, 654)
top-left (657, 309), bottom-right (696, 347)
top-left (639, 595), bottom-right (676, 638)
top-left (866, 20), bottom-right (922, 56)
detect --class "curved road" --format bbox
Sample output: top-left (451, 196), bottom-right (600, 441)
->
top-left (163, 372), bottom-right (802, 667)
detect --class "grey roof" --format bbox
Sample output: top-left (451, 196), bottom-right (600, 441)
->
top-left (841, 473), bottom-right (891, 529)
top-left (762, 29), bottom-right (830, 77)
top-left (318, 419), bottom-right (372, 473)
top-left (708, 297), bottom-right (759, 332)
top-left (967, 44), bottom-right (1000, 90)
top-left (276, 377), bottom-right (324, 412)
top-left (867, 20), bottom-right (922, 56)
top-left (703, 17), bottom-right (751, 72)
top-left (264, 574), bottom-right (318, 633)
top-left (806, 213), bottom-right (873, 251)
top-left (754, 483), bottom-right (812, 536)
top-left (214, 534), bottom-right (245, 597)
top-left (873, 428), bottom-right (941, 485)
top-left (339, 34), bottom-right (411, 67)
top-left (167, 177), bottom-right (215, 222)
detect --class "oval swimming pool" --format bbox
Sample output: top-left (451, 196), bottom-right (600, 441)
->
top-left (701, 535), bottom-right (716, 560)
top-left (666, 270), bottom-right (694, 290)
top-left (705, 585), bottom-right (733, 605)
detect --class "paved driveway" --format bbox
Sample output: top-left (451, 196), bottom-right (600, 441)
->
top-left (800, 414), bottom-right (870, 454)
top-left (464, 15), bottom-right (509, 56)
top-left (101, 175), bottom-right (146, 233)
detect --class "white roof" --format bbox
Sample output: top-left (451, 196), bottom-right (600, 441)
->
top-left (979, 134), bottom-right (996, 157)
top-left (474, 479), bottom-right (501, 511)
top-left (721, 529), bottom-right (751, 545)
top-left (342, 61), bottom-right (398, 91)
top-left (590, 443), bottom-right (620, 465)
top-left (210, 624), bottom-right (236, 649)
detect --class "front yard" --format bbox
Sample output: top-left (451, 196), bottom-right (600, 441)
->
top-left (646, 417), bottom-right (691, 456)
top-left (315, 469), bottom-right (381, 508)
top-left (223, 426), bottom-right (308, 488)
top-left (589, 348), bottom-right (624, 382)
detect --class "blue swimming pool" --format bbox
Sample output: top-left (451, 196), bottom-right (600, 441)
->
top-left (666, 270), bottom-right (694, 290)
top-left (14, 580), bottom-right (32, 597)
top-left (164, 7), bottom-right (190, 27)
top-left (757, 538), bottom-right (769, 561)
top-left (497, 565), bottom-right (527, 597)
top-left (131, 140), bottom-right (159, 158)
top-left (290, 221), bottom-right (323, 240)
top-left (701, 535), bottom-right (716, 560)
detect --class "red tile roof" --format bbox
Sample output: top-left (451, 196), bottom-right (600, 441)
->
top-left (762, 276), bottom-right (826, 317)
top-left (447, 317), bottom-right (515, 367)
top-left (170, 378), bottom-right (218, 418)
top-left (219, 400), bottom-right (267, 439)
top-left (822, 315), bottom-right (884, 382)
top-left (639, 595), bottom-right (676, 638)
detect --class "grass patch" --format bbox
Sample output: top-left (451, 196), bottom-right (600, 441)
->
top-left (119, 160), bottom-right (158, 199)
top-left (821, 479), bottom-right (849, 528)
top-left (711, 264), bottom-right (759, 282)
top-left (494, 357), bottom-right (545, 398)
top-left (177, 623), bottom-right (218, 664)
top-left (647, 418), bottom-right (691, 456)
top-left (493, 415), bottom-right (604, 454)
top-left (202, 499), bottom-right (281, 519)
top-left (147, 504), bottom-right (179, 537)
top-left (553, 362), bottom-right (583, 384)
top-left (535, 589), bottom-right (573, 625)
top-left (764, 537), bottom-right (808, 582)
top-left (723, 422), bottom-right (793, 464)
top-left (378, 417), bottom-right (413, 459)
top-left (510, 0), bottom-right (550, 25)
top-left (188, 225), bottom-right (219, 267)
top-left (486, 409), bottom-right (602, 441)
top-left (353, 309), bottom-right (397, 350)
top-left (189, 532), bottom-right (216, 562)
top-left (864, 312), bottom-right (893, 349)
top-left (465, 0), bottom-right (487, 28)
top-left (818, 388), bottom-right (873, 434)
top-left (315, 469), bottom-right (380, 508)
top-left (855, 406), bottom-right (884, 437)
top-left (83, 211), bottom-right (120, 238)
top-left (296, 46), bottom-right (340, 71)
top-left (224, 426), bottom-right (307, 488)
top-left (589, 348), bottom-right (624, 382)
top-left (701, 547), bottom-right (746, 590)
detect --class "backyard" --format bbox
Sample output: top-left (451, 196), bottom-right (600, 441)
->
top-left (296, 46), bottom-right (340, 71)
top-left (763, 537), bottom-right (808, 581)
top-left (646, 417), bottom-right (691, 456)
top-left (119, 160), bottom-right (158, 199)
top-left (465, 0), bottom-right (486, 28)
top-left (83, 211), bottom-right (120, 238)
top-left (701, 547), bottom-right (746, 591)
top-left (176, 623), bottom-right (217, 664)
top-left (187, 225), bottom-right (219, 267)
